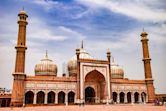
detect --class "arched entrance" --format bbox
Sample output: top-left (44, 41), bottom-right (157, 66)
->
top-left (85, 87), bottom-right (95, 103)
top-left (47, 91), bottom-right (55, 104)
top-left (58, 91), bottom-right (65, 104)
top-left (120, 92), bottom-right (125, 103)
top-left (37, 91), bottom-right (45, 104)
top-left (134, 92), bottom-right (139, 103)
top-left (25, 91), bottom-right (34, 104)
top-left (113, 92), bottom-right (117, 103)
top-left (68, 91), bottom-right (75, 104)
top-left (85, 70), bottom-right (106, 103)
top-left (127, 92), bottom-right (131, 103)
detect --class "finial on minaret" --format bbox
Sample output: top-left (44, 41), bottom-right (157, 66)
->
top-left (107, 48), bottom-right (110, 53)
top-left (22, 6), bottom-right (24, 11)
top-left (141, 28), bottom-right (148, 37)
top-left (45, 50), bottom-right (48, 58)
top-left (81, 40), bottom-right (84, 49)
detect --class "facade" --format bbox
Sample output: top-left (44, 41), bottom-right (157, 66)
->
top-left (9, 10), bottom-right (155, 107)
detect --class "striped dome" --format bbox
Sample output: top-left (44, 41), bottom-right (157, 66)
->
top-left (68, 47), bottom-right (93, 76)
top-left (35, 52), bottom-right (57, 76)
top-left (111, 58), bottom-right (124, 79)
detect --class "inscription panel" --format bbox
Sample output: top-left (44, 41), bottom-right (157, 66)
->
top-left (25, 82), bottom-right (76, 90)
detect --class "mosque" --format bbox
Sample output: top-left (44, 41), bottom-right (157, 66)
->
top-left (2, 9), bottom-right (156, 107)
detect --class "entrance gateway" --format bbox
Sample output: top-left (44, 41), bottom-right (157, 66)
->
top-left (78, 60), bottom-right (112, 104)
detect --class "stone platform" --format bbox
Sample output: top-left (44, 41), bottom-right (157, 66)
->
top-left (0, 104), bottom-right (166, 111)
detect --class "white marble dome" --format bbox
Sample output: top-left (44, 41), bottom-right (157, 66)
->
top-left (111, 58), bottom-right (124, 79)
top-left (68, 47), bottom-right (93, 76)
top-left (35, 52), bottom-right (57, 76)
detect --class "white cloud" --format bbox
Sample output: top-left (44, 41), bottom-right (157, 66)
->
top-left (30, 0), bottom-right (58, 10)
top-left (58, 26), bottom-right (86, 40)
top-left (77, 0), bottom-right (166, 22)
top-left (27, 17), bottom-right (86, 41)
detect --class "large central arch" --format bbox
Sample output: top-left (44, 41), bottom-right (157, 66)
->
top-left (85, 70), bottom-right (106, 103)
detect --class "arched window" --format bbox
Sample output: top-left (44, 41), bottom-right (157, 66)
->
top-left (112, 92), bottom-right (117, 103)
top-left (37, 91), bottom-right (45, 104)
top-left (134, 92), bottom-right (139, 103)
top-left (58, 91), bottom-right (65, 104)
top-left (141, 92), bottom-right (146, 103)
top-left (120, 92), bottom-right (125, 103)
top-left (127, 92), bottom-right (131, 103)
top-left (47, 91), bottom-right (55, 104)
top-left (68, 91), bottom-right (75, 104)
top-left (25, 91), bottom-right (34, 104)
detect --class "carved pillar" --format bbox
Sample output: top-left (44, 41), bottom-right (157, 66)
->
top-left (146, 94), bottom-right (148, 103)
top-left (117, 93), bottom-right (120, 104)
top-left (143, 94), bottom-right (146, 104)
top-left (124, 93), bottom-right (127, 103)
top-left (44, 92), bottom-right (47, 104)
top-left (55, 93), bottom-right (58, 104)
top-left (139, 93), bottom-right (142, 103)
top-left (65, 93), bottom-right (68, 105)
top-left (131, 92), bottom-right (134, 104)
top-left (33, 92), bottom-right (36, 104)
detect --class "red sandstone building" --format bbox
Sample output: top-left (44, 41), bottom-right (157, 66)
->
top-left (1, 10), bottom-right (157, 107)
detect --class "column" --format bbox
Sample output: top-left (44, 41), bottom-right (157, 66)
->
top-left (131, 92), bottom-right (134, 104)
top-left (33, 93), bottom-right (36, 104)
top-left (55, 93), bottom-right (58, 104)
top-left (44, 92), bottom-right (47, 104)
top-left (143, 94), bottom-right (146, 104)
top-left (65, 93), bottom-right (68, 106)
top-left (124, 93), bottom-right (127, 103)
top-left (117, 93), bottom-right (120, 104)
top-left (146, 95), bottom-right (148, 103)
top-left (139, 93), bottom-right (142, 103)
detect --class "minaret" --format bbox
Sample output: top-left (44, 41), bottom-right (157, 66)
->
top-left (107, 49), bottom-right (112, 102)
top-left (140, 31), bottom-right (155, 103)
top-left (11, 9), bottom-right (28, 107)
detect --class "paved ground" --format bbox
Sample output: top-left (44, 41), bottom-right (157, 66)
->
top-left (0, 104), bottom-right (166, 111)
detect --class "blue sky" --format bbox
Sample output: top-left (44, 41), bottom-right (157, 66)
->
top-left (0, 0), bottom-right (166, 93)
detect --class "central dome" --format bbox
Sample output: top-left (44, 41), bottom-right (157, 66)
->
top-left (35, 51), bottom-right (57, 76)
top-left (68, 45), bottom-right (93, 76)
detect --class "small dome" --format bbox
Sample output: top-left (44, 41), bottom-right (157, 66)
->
top-left (111, 58), bottom-right (124, 79)
top-left (18, 9), bottom-right (28, 17)
top-left (68, 47), bottom-right (93, 76)
top-left (35, 51), bottom-right (57, 76)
